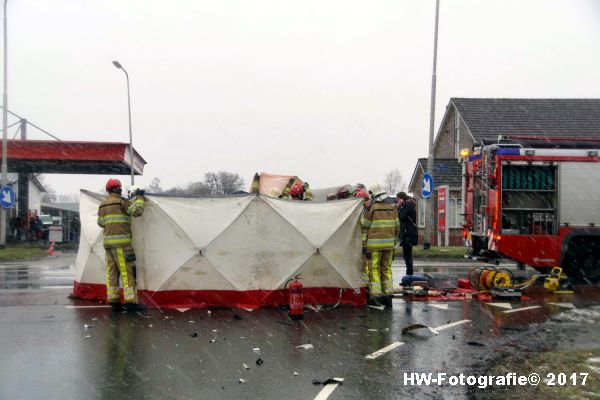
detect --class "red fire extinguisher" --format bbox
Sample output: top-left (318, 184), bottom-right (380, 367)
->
top-left (287, 274), bottom-right (304, 320)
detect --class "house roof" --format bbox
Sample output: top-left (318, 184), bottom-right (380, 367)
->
top-left (451, 98), bottom-right (600, 143)
top-left (409, 158), bottom-right (462, 193)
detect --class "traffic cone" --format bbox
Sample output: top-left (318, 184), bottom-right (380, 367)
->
top-left (48, 241), bottom-right (55, 256)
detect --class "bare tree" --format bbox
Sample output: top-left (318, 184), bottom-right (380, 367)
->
top-left (383, 169), bottom-right (405, 195)
top-left (148, 177), bottom-right (163, 193)
top-left (216, 171), bottom-right (244, 194)
top-left (165, 171), bottom-right (245, 196)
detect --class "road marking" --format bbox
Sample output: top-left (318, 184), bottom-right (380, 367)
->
top-left (175, 308), bottom-right (190, 313)
top-left (314, 378), bottom-right (344, 400)
top-left (486, 303), bottom-right (513, 310)
top-left (430, 303), bottom-right (448, 310)
top-left (433, 319), bottom-right (471, 332)
top-left (502, 305), bottom-right (542, 314)
top-left (367, 305), bottom-right (386, 311)
top-left (65, 305), bottom-right (110, 309)
top-left (365, 342), bottom-right (404, 360)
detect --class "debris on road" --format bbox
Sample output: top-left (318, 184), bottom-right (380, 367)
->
top-left (189, 333), bottom-right (198, 338)
top-left (238, 378), bottom-right (247, 384)
top-left (256, 358), bottom-right (264, 366)
top-left (312, 377), bottom-right (344, 385)
top-left (296, 344), bottom-right (314, 350)
top-left (466, 341), bottom-right (485, 347)
top-left (242, 363), bottom-right (250, 370)
top-left (401, 324), bottom-right (439, 336)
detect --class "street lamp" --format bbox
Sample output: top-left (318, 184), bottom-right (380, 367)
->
top-left (112, 60), bottom-right (134, 185)
top-left (1, 0), bottom-right (9, 247)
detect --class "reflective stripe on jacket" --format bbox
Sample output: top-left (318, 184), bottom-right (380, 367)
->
top-left (360, 200), bottom-right (399, 250)
top-left (97, 193), bottom-right (145, 248)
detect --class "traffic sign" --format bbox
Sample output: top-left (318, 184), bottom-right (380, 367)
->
top-left (421, 173), bottom-right (434, 199)
top-left (0, 186), bottom-right (16, 209)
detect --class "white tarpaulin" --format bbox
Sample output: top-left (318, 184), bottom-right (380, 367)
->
top-left (73, 190), bottom-right (365, 308)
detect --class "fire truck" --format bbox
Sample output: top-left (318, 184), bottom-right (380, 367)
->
top-left (463, 135), bottom-right (600, 282)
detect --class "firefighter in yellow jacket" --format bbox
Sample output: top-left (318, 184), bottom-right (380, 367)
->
top-left (98, 179), bottom-right (146, 312)
top-left (360, 183), bottom-right (399, 307)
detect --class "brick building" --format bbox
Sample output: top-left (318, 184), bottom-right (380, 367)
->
top-left (409, 97), bottom-right (600, 246)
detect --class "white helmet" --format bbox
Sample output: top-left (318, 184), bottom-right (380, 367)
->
top-left (368, 182), bottom-right (386, 198)
top-left (127, 185), bottom-right (140, 198)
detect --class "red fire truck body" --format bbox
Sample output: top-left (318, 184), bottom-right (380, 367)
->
top-left (463, 136), bottom-right (600, 281)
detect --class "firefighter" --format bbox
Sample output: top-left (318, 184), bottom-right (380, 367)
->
top-left (354, 189), bottom-right (371, 287)
top-left (361, 183), bottom-right (399, 306)
top-left (397, 191), bottom-right (418, 276)
top-left (288, 182), bottom-right (313, 201)
top-left (279, 178), bottom-right (296, 199)
top-left (97, 179), bottom-right (146, 312)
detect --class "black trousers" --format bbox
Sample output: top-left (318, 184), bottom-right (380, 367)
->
top-left (402, 244), bottom-right (414, 276)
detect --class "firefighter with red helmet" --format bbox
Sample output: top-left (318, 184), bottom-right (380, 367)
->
top-left (281, 179), bottom-right (313, 201)
top-left (360, 183), bottom-right (399, 307)
top-left (97, 178), bottom-right (146, 312)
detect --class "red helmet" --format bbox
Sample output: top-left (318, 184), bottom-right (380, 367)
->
top-left (289, 182), bottom-right (305, 198)
top-left (353, 189), bottom-right (369, 199)
top-left (106, 178), bottom-right (122, 191)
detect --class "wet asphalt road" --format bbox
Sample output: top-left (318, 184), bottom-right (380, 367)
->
top-left (0, 253), bottom-right (598, 400)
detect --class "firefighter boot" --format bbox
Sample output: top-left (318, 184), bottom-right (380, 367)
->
top-left (109, 302), bottom-right (122, 312)
top-left (124, 303), bottom-right (147, 313)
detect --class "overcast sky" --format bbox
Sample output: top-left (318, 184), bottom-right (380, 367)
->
top-left (5, 0), bottom-right (600, 196)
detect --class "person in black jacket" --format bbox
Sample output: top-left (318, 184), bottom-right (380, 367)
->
top-left (397, 192), bottom-right (418, 276)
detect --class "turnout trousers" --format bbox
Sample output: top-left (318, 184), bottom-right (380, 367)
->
top-left (105, 246), bottom-right (138, 304)
top-left (369, 249), bottom-right (394, 297)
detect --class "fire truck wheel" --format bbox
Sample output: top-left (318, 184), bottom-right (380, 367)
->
top-left (576, 247), bottom-right (600, 283)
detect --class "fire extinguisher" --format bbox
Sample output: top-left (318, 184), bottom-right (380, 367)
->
top-left (286, 274), bottom-right (304, 320)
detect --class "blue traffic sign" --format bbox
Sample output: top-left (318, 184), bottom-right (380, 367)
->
top-left (0, 185), bottom-right (16, 209)
top-left (421, 173), bottom-right (434, 199)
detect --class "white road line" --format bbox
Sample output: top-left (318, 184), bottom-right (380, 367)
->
top-left (65, 305), bottom-right (110, 309)
top-left (40, 286), bottom-right (73, 289)
top-left (365, 342), bottom-right (404, 360)
top-left (314, 379), bottom-right (344, 400)
top-left (486, 303), bottom-right (513, 310)
top-left (367, 305), bottom-right (386, 311)
top-left (175, 308), bottom-right (190, 313)
top-left (433, 319), bottom-right (471, 332)
top-left (502, 305), bottom-right (542, 314)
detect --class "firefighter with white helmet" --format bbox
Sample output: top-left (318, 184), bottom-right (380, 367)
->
top-left (361, 182), bottom-right (399, 306)
top-left (97, 178), bottom-right (146, 312)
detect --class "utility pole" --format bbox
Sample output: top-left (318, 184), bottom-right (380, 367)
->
top-left (1, 0), bottom-right (8, 247)
top-left (423, 0), bottom-right (440, 250)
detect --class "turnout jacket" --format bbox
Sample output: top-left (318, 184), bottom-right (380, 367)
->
top-left (360, 198), bottom-right (400, 250)
top-left (97, 193), bottom-right (145, 248)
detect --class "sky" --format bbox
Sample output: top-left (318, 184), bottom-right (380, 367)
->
top-left (4, 0), bottom-right (600, 196)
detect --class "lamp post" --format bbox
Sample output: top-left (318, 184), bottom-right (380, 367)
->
top-left (112, 60), bottom-right (134, 185)
top-left (1, 0), bottom-right (8, 247)
top-left (423, 0), bottom-right (440, 250)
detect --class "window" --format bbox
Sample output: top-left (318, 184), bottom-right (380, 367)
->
top-left (418, 198), bottom-right (426, 228)
top-left (447, 198), bottom-right (463, 228)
